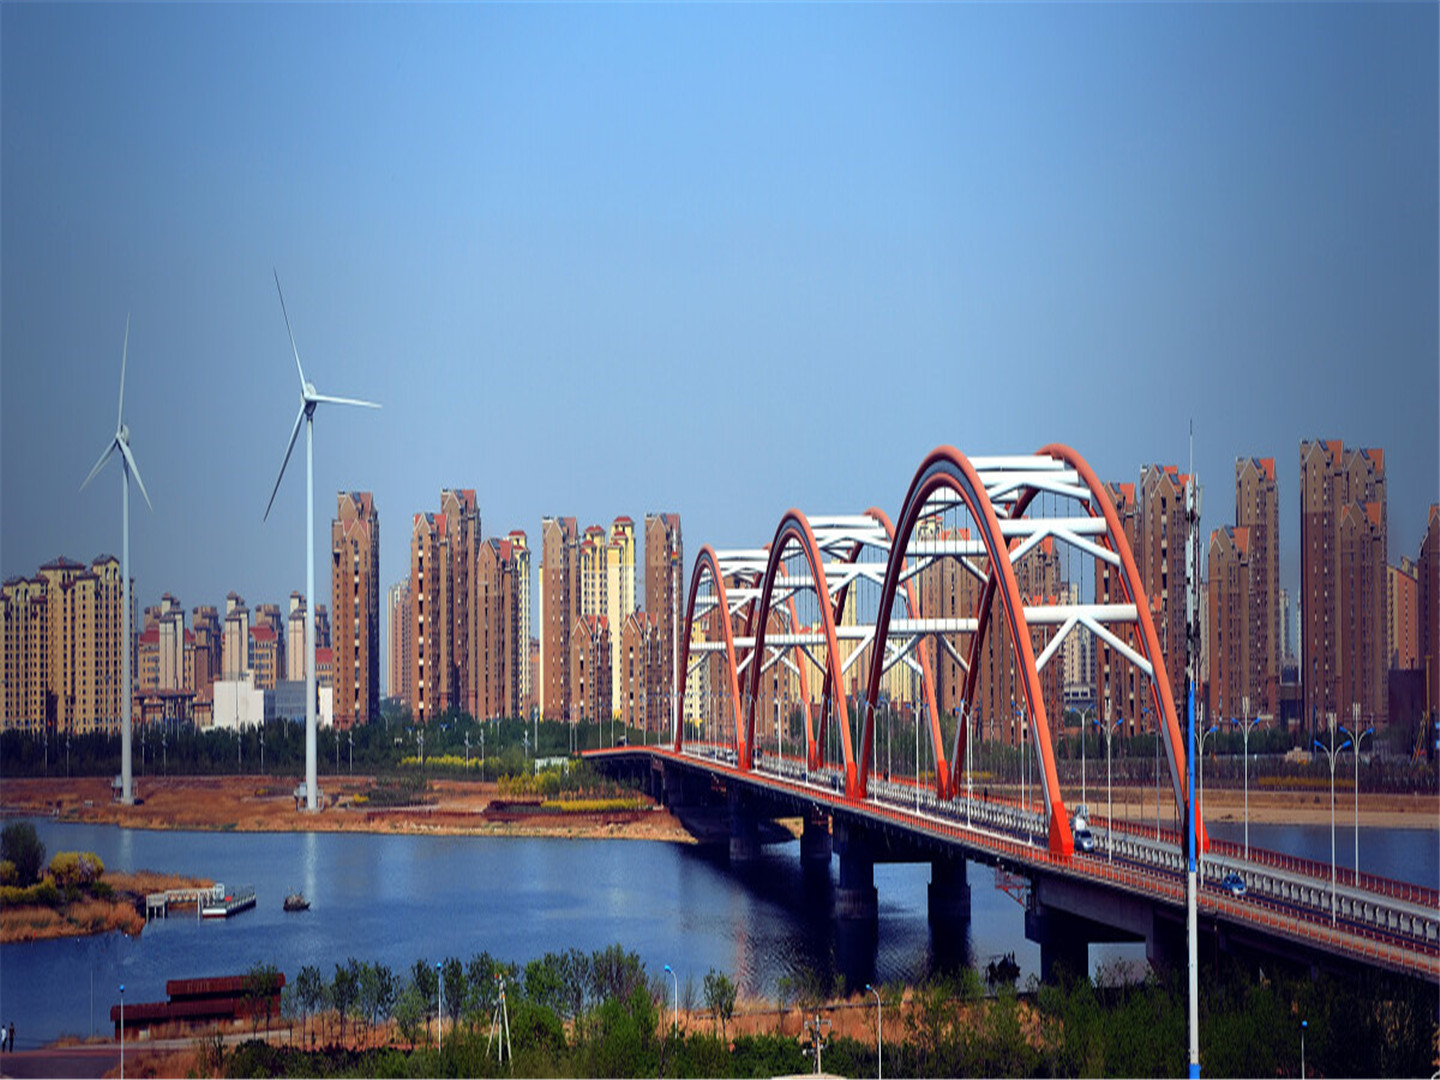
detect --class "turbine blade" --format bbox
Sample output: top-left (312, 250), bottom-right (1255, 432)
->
top-left (311, 393), bottom-right (381, 410)
top-left (263, 405), bottom-right (306, 522)
top-left (273, 269), bottom-right (307, 391)
top-left (80, 440), bottom-right (118, 492)
top-left (117, 314), bottom-right (130, 431)
top-left (118, 440), bottom-right (153, 512)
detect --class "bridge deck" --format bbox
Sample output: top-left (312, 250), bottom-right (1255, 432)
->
top-left (585, 744), bottom-right (1440, 983)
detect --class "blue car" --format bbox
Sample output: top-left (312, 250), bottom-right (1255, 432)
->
top-left (1221, 872), bottom-right (1246, 898)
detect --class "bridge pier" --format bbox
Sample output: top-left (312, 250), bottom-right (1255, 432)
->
top-left (1024, 907), bottom-right (1092, 984)
top-left (729, 789), bottom-right (762, 865)
top-left (800, 809), bottom-right (832, 867)
top-left (928, 857), bottom-right (971, 925)
top-left (834, 821), bottom-right (878, 921)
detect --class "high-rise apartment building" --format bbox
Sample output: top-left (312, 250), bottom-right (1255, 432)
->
top-left (314, 604), bottom-right (331, 651)
top-left (254, 604), bottom-right (285, 674)
top-left (1300, 439), bottom-right (1387, 732)
top-left (387, 579), bottom-right (413, 705)
top-left (619, 610), bottom-right (661, 733)
top-left (0, 555), bottom-right (126, 734)
top-left (644, 513), bottom-right (683, 731)
top-left (138, 594), bottom-right (192, 694)
top-left (571, 615), bottom-right (612, 724)
top-left (1136, 465), bottom-right (1191, 730)
top-left (476, 532), bottom-right (530, 720)
top-left (1388, 558), bottom-right (1420, 672)
top-left (1418, 505), bottom-right (1440, 722)
top-left (1235, 457), bottom-right (1280, 716)
top-left (410, 510), bottom-right (450, 723)
top-left (1208, 458), bottom-right (1280, 723)
top-left (541, 516), bottom-right (579, 722)
top-left (192, 605), bottom-right (220, 703)
top-left (285, 593), bottom-right (307, 683)
top-left (440, 489), bottom-right (479, 717)
top-left (222, 595), bottom-right (250, 680)
top-left (249, 624), bottom-right (279, 690)
top-left (1095, 482), bottom-right (1142, 731)
top-left (332, 491), bottom-right (381, 728)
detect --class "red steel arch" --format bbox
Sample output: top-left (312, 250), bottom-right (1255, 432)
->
top-left (852, 507), bottom-right (951, 800)
top-left (746, 511), bottom-right (856, 794)
top-left (675, 545), bottom-right (746, 755)
top-left (863, 446), bottom-right (1074, 856)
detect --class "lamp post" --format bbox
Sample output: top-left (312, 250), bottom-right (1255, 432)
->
top-left (1340, 708), bottom-right (1375, 878)
top-left (1300, 1018), bottom-right (1307, 1077)
top-left (1233, 694), bottom-right (1261, 859)
top-left (1140, 703), bottom-right (1161, 841)
top-left (961, 702), bottom-right (972, 829)
top-left (664, 964), bottom-right (678, 1035)
top-left (1080, 705), bottom-right (1096, 809)
top-left (436, 961), bottom-right (443, 1053)
top-left (1314, 712), bottom-right (1351, 924)
top-left (119, 983), bottom-right (125, 1080)
top-left (1197, 717), bottom-right (1218, 882)
top-left (1100, 706), bottom-right (1123, 862)
top-left (866, 983), bottom-right (882, 1080)
top-left (480, 726), bottom-right (485, 782)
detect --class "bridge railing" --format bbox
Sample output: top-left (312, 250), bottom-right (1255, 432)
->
top-left (659, 744), bottom-right (1440, 967)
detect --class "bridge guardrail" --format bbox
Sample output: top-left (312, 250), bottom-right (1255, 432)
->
top-left (660, 745), bottom-right (1439, 972)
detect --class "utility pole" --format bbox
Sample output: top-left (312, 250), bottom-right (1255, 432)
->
top-left (1184, 424), bottom-right (1202, 1079)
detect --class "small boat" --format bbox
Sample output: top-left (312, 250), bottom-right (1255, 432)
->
top-left (283, 891), bottom-right (310, 912)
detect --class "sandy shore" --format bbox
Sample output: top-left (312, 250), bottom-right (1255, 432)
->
top-left (0, 774), bottom-right (696, 842)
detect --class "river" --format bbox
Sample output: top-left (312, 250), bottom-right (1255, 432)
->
top-left (2, 818), bottom-right (1433, 1048)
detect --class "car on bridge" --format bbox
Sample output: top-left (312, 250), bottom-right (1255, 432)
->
top-left (1073, 827), bottom-right (1096, 853)
top-left (1221, 871), bottom-right (1247, 898)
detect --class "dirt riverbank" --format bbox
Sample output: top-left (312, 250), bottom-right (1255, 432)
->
top-left (0, 775), bottom-right (696, 842)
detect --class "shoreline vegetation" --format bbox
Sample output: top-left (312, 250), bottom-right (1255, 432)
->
top-left (0, 818), bottom-right (211, 943)
top-left (61, 944), bottom-right (1440, 1078)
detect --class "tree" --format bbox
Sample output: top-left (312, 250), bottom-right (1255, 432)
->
top-left (411, 958), bottom-right (437, 1040)
top-left (394, 979), bottom-right (426, 1049)
top-left (330, 959), bottom-right (359, 1046)
top-left (294, 965), bottom-right (324, 1049)
top-left (441, 956), bottom-right (466, 1031)
top-left (703, 968), bottom-right (736, 1041)
top-left (243, 962), bottom-right (282, 1038)
top-left (1, 822), bottom-right (44, 886)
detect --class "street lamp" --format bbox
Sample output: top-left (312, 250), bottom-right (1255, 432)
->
top-left (1340, 707), bottom-right (1375, 878)
top-left (663, 964), bottom-right (678, 1035)
top-left (1196, 716), bottom-right (1218, 881)
top-left (1099, 706), bottom-right (1123, 862)
top-left (1080, 705), bottom-right (1096, 809)
top-left (436, 961), bottom-right (443, 1052)
top-left (866, 983), bottom-right (882, 1080)
top-left (1140, 702), bottom-right (1160, 841)
top-left (119, 983), bottom-right (125, 1080)
top-left (961, 702), bottom-right (972, 829)
top-left (1300, 1018), bottom-right (1307, 1078)
top-left (1314, 713), bottom-right (1351, 924)
top-left (1233, 694), bottom-right (1262, 859)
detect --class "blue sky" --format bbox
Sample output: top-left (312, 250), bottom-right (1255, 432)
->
top-left (3, 3), bottom-right (1436, 650)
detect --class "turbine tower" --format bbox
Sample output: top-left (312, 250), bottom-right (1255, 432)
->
top-left (80, 316), bottom-right (151, 805)
top-left (264, 271), bottom-right (379, 812)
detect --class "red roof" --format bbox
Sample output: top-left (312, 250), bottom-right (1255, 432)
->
top-left (250, 625), bottom-right (277, 643)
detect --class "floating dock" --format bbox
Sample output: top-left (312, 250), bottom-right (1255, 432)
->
top-left (200, 884), bottom-right (256, 919)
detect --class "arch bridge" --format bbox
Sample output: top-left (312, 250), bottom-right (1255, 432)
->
top-left (676, 443), bottom-right (1201, 860)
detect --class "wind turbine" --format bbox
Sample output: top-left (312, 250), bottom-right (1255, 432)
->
top-left (264, 271), bottom-right (379, 812)
top-left (80, 316), bottom-right (151, 805)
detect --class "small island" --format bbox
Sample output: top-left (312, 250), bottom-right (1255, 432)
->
top-left (0, 821), bottom-right (211, 943)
